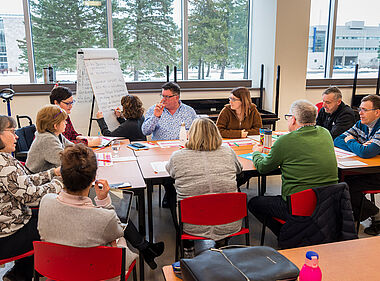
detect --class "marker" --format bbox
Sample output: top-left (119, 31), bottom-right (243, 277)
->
top-left (98, 159), bottom-right (111, 163)
top-left (233, 142), bottom-right (240, 147)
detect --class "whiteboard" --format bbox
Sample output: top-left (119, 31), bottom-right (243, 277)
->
top-left (76, 48), bottom-right (128, 131)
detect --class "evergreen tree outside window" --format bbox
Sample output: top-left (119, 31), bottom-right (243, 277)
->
top-left (113, 0), bottom-right (181, 81)
top-left (188, 0), bottom-right (249, 80)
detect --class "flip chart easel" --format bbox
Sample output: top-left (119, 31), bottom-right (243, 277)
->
top-left (76, 48), bottom-right (128, 135)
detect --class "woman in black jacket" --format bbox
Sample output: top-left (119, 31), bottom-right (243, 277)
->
top-left (96, 94), bottom-right (146, 141)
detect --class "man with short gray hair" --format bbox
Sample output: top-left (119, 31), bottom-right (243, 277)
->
top-left (316, 86), bottom-right (355, 139)
top-left (248, 100), bottom-right (338, 237)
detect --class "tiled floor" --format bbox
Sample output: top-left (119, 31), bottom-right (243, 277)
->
top-left (1, 175), bottom-right (378, 280)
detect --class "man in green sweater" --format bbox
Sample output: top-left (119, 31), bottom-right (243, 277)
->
top-left (248, 100), bottom-right (338, 236)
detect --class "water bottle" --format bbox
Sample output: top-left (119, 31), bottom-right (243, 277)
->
top-left (263, 129), bottom-right (272, 154)
top-left (179, 122), bottom-right (187, 145)
top-left (299, 251), bottom-right (322, 281)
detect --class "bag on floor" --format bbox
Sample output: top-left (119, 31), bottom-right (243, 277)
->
top-left (180, 245), bottom-right (299, 281)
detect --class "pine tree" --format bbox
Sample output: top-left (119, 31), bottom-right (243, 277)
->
top-left (113, 0), bottom-right (180, 81)
top-left (18, 0), bottom-right (107, 76)
top-left (188, 0), bottom-right (248, 79)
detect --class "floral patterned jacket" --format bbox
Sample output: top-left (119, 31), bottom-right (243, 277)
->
top-left (0, 152), bottom-right (63, 238)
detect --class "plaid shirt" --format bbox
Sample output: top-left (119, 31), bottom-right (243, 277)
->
top-left (63, 116), bottom-right (88, 145)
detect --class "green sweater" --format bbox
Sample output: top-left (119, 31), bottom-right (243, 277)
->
top-left (252, 126), bottom-right (338, 200)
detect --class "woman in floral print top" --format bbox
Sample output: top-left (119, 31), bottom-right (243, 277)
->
top-left (0, 115), bottom-right (62, 280)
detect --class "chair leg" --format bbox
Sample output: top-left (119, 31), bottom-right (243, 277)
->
top-left (132, 265), bottom-right (137, 281)
top-left (357, 193), bottom-right (366, 234)
top-left (260, 217), bottom-right (267, 246)
top-left (246, 178), bottom-right (250, 189)
top-left (180, 239), bottom-right (184, 259)
top-left (158, 184), bottom-right (162, 208)
top-left (175, 230), bottom-right (179, 261)
top-left (33, 270), bottom-right (41, 280)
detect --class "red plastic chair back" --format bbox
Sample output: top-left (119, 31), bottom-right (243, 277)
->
top-left (315, 102), bottom-right (323, 112)
top-left (288, 189), bottom-right (317, 217)
top-left (0, 250), bottom-right (34, 266)
top-left (33, 241), bottom-right (128, 281)
top-left (180, 192), bottom-right (247, 225)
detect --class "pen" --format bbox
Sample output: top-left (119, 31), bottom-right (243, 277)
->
top-left (98, 159), bottom-right (112, 163)
top-left (233, 142), bottom-right (240, 147)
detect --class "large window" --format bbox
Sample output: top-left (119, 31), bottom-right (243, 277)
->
top-left (333, 0), bottom-right (380, 78)
top-left (307, 0), bottom-right (329, 79)
top-left (13, 0), bottom-right (249, 83)
top-left (28, 0), bottom-right (108, 83)
top-left (307, 0), bottom-right (380, 79)
top-left (188, 0), bottom-right (249, 80)
top-left (0, 1), bottom-right (29, 84)
top-left (112, 0), bottom-right (181, 81)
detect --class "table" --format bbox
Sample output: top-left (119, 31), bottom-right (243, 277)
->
top-left (162, 236), bottom-right (380, 281)
top-left (337, 154), bottom-right (380, 179)
top-left (95, 140), bottom-right (147, 281)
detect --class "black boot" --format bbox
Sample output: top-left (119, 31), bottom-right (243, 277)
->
top-left (141, 242), bottom-right (165, 270)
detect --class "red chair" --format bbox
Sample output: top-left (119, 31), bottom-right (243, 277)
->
top-left (357, 189), bottom-right (380, 233)
top-left (33, 241), bottom-right (137, 281)
top-left (0, 250), bottom-right (34, 267)
top-left (176, 192), bottom-right (250, 260)
top-left (260, 188), bottom-right (317, 245)
top-left (315, 102), bottom-right (323, 112)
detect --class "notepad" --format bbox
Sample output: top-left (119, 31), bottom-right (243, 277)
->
top-left (151, 161), bottom-right (168, 173)
top-left (112, 156), bottom-right (137, 162)
top-left (339, 160), bottom-right (367, 167)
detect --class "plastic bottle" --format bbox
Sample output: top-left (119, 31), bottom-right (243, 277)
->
top-left (179, 122), bottom-right (187, 145)
top-left (299, 251), bottom-right (322, 281)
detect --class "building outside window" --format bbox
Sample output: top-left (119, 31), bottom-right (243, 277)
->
top-left (0, 0), bottom-right (28, 84)
top-left (307, 0), bottom-right (380, 79)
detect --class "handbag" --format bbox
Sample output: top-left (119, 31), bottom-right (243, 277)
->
top-left (180, 245), bottom-right (299, 281)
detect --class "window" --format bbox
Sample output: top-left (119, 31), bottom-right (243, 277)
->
top-left (188, 0), bottom-right (249, 80)
top-left (28, 0), bottom-right (108, 83)
top-left (307, 0), bottom-right (330, 78)
top-left (333, 0), bottom-right (380, 78)
top-left (0, 1), bottom-right (29, 83)
top-left (112, 0), bottom-right (181, 82)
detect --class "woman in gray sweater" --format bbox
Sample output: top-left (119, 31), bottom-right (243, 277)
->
top-left (26, 104), bottom-right (72, 173)
top-left (38, 144), bottom-right (164, 270)
top-left (166, 118), bottom-right (243, 255)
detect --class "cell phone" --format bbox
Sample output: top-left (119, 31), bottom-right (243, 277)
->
top-left (131, 143), bottom-right (147, 148)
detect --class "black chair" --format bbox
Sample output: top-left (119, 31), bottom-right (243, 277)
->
top-left (16, 115), bottom-right (33, 128)
top-left (15, 124), bottom-right (36, 162)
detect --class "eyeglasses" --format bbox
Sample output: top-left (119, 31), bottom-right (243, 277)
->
top-left (358, 107), bottom-right (379, 113)
top-left (228, 97), bottom-right (240, 102)
top-left (61, 100), bottom-right (75, 106)
top-left (160, 94), bottom-right (177, 99)
top-left (2, 129), bottom-right (16, 135)
top-left (284, 114), bottom-right (293, 120)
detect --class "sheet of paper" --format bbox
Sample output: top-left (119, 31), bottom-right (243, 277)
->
top-left (96, 152), bottom-right (113, 167)
top-left (112, 156), bottom-right (136, 162)
top-left (222, 138), bottom-right (254, 147)
top-left (157, 140), bottom-right (182, 148)
top-left (151, 161), bottom-right (168, 173)
top-left (334, 147), bottom-right (357, 158)
top-left (339, 160), bottom-right (368, 167)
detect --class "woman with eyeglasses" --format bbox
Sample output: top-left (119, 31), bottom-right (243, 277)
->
top-left (26, 105), bottom-right (73, 173)
top-left (0, 115), bottom-right (62, 281)
top-left (96, 94), bottom-right (146, 141)
top-left (216, 87), bottom-right (262, 138)
top-left (50, 86), bottom-right (99, 146)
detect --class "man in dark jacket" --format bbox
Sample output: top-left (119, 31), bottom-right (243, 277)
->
top-left (316, 86), bottom-right (356, 139)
